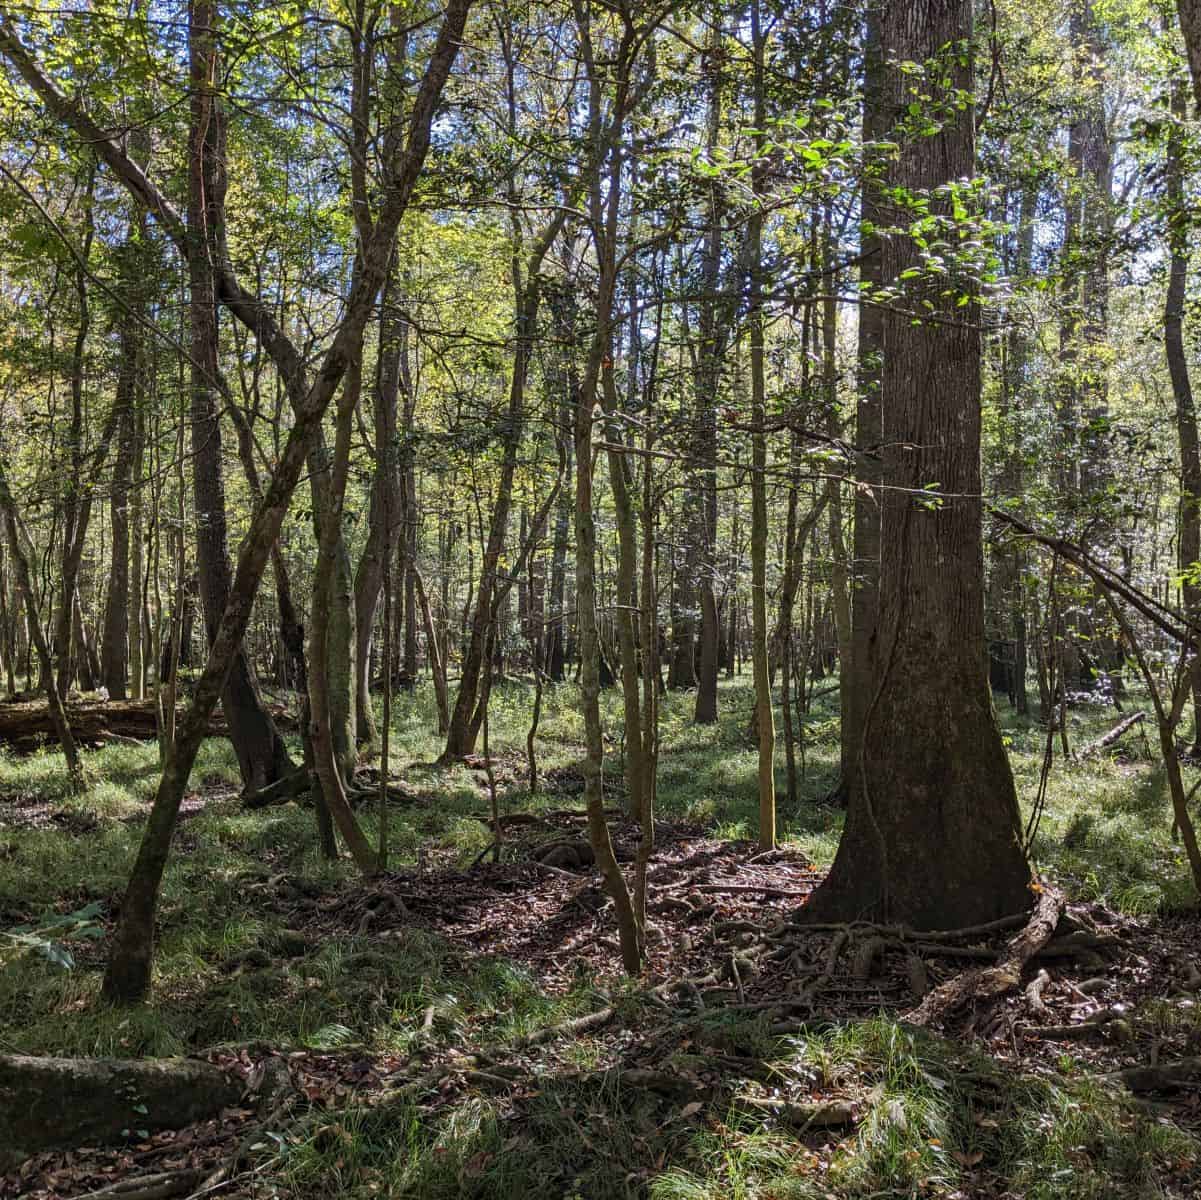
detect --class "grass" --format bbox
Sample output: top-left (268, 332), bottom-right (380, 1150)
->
top-left (1, 675), bottom-right (1199, 1197)
top-left (264, 1014), bottom-right (1197, 1199)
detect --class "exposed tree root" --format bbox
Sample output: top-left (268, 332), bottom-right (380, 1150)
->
top-left (1025, 968), bottom-right (1051, 1018)
top-left (1104, 1057), bottom-right (1201, 1093)
top-left (904, 884), bottom-right (1064, 1028)
top-left (243, 767), bottom-right (415, 810)
top-left (737, 1094), bottom-right (858, 1130)
top-left (73, 1170), bottom-right (204, 1200)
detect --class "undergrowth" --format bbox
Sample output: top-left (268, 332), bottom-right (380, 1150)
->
top-left (0, 677), bottom-right (1197, 1197)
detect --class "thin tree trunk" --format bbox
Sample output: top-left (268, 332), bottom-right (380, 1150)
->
top-left (353, 255), bottom-right (405, 745)
top-left (573, 0), bottom-right (643, 973)
top-left (749, 0), bottom-right (774, 852)
top-left (691, 16), bottom-right (724, 725)
top-left (414, 568), bottom-right (449, 732)
top-left (0, 464), bottom-right (80, 782)
top-left (186, 0), bottom-right (292, 794)
top-left (102, 325), bottom-right (134, 699)
top-left (1165, 73), bottom-right (1201, 753)
top-left (128, 382), bottom-right (146, 700)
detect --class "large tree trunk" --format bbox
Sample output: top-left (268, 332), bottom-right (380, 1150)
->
top-left (801, 0), bottom-right (1032, 930)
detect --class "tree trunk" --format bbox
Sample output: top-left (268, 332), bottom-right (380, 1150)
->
top-left (749, 0), bottom-right (774, 852)
top-left (101, 324), bottom-right (134, 699)
top-left (801, 0), bottom-right (1032, 929)
top-left (186, 0), bottom-right (291, 795)
top-left (691, 23), bottom-right (724, 725)
top-left (309, 367), bottom-right (378, 875)
top-left (1165, 73), bottom-right (1201, 754)
top-left (354, 260), bottom-right (404, 745)
top-left (129, 389), bottom-right (146, 700)
top-left (577, 329), bottom-right (640, 976)
top-left (53, 164), bottom-right (95, 700)
top-left (0, 464), bottom-right (81, 781)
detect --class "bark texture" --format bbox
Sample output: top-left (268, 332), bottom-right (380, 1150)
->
top-left (1165, 74), bottom-right (1201, 751)
top-left (801, 0), bottom-right (1032, 929)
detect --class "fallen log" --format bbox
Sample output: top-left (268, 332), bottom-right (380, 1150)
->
top-left (0, 1053), bottom-right (242, 1169)
top-left (0, 698), bottom-right (297, 753)
top-left (1079, 711), bottom-right (1146, 759)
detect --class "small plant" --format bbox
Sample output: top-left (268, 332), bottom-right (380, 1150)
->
top-left (2, 900), bottom-right (104, 970)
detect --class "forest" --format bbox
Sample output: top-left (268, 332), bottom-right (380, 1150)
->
top-left (1, 0), bottom-right (1201, 1196)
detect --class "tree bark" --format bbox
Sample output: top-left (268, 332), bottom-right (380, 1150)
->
top-left (0, 464), bottom-right (81, 781)
top-left (691, 20), bottom-right (725, 725)
top-left (749, 0), bottom-right (774, 852)
top-left (572, 0), bottom-right (644, 973)
top-left (309, 365), bottom-right (378, 874)
top-left (1165, 73), bottom-right (1201, 753)
top-left (53, 162), bottom-right (96, 699)
top-left (101, 319), bottom-right (135, 699)
top-left (352, 265), bottom-right (405, 744)
top-left (801, 0), bottom-right (1032, 929)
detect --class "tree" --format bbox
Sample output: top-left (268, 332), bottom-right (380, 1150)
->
top-left (801, 0), bottom-right (1033, 929)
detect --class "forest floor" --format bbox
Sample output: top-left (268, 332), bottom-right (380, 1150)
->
top-left (1, 678), bottom-right (1199, 1199)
